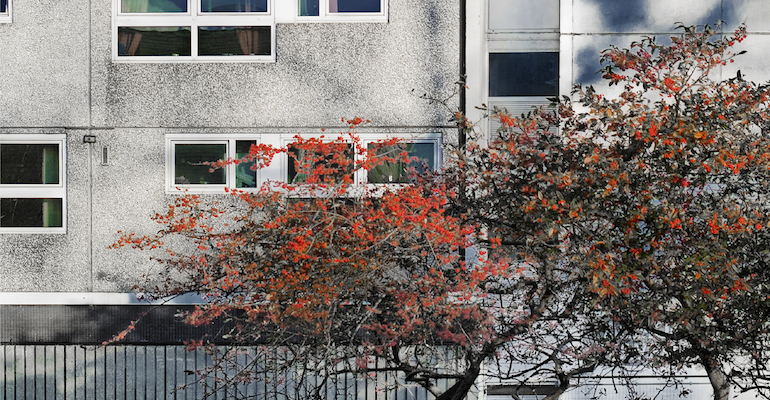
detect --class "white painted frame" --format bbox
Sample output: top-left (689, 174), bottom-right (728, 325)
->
top-left (113, 0), bottom-right (275, 62)
top-left (291, 0), bottom-right (388, 23)
top-left (0, 134), bottom-right (67, 234)
top-left (166, 134), bottom-right (261, 193)
top-left (0, 0), bottom-right (11, 23)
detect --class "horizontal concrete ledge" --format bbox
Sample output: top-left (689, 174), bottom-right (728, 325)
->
top-left (0, 292), bottom-right (205, 305)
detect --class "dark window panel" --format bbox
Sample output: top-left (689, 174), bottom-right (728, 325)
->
top-left (0, 144), bottom-right (59, 184)
top-left (288, 144), bottom-right (354, 184)
top-left (174, 144), bottom-right (226, 185)
top-left (489, 52), bottom-right (559, 97)
top-left (198, 26), bottom-right (271, 56)
top-left (201, 0), bottom-right (267, 12)
top-left (298, 0), bottom-right (319, 16)
top-left (0, 198), bottom-right (62, 228)
top-left (117, 27), bottom-right (191, 57)
top-left (331, 0), bottom-right (380, 13)
top-left (0, 0), bottom-right (7, 13)
top-left (368, 143), bottom-right (435, 184)
top-left (235, 140), bottom-right (257, 188)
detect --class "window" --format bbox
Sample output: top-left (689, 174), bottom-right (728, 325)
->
top-left (0, 135), bottom-right (66, 233)
top-left (0, 0), bottom-right (11, 23)
top-left (296, 0), bottom-right (387, 21)
top-left (167, 133), bottom-right (440, 194)
top-left (284, 134), bottom-right (441, 186)
top-left (287, 143), bottom-right (354, 184)
top-left (166, 135), bottom-right (259, 193)
top-left (488, 51), bottom-right (559, 132)
top-left (114, 0), bottom-right (274, 62)
top-left (489, 52), bottom-right (559, 97)
top-left (366, 142), bottom-right (436, 184)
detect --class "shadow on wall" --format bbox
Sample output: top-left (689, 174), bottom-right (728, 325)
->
top-left (583, 0), bottom-right (722, 33)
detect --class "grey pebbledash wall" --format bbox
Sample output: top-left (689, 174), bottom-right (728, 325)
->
top-left (0, 0), bottom-right (460, 292)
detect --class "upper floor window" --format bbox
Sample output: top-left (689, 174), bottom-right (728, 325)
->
top-left (0, 0), bottom-right (11, 23)
top-left (114, 0), bottom-right (275, 62)
top-left (0, 135), bottom-right (67, 234)
top-left (296, 0), bottom-right (387, 22)
top-left (489, 52), bottom-right (559, 97)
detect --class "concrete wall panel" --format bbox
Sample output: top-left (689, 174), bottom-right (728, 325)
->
top-left (0, 1), bottom-right (90, 127)
top-left (89, 0), bottom-right (459, 129)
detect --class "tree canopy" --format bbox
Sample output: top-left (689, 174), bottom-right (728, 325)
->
top-left (115, 25), bottom-right (770, 400)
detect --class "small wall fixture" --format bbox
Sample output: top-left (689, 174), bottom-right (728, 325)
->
top-left (83, 135), bottom-right (96, 143)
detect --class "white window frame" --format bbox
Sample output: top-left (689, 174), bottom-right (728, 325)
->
top-left (167, 133), bottom-right (440, 195)
top-left (0, 0), bottom-right (11, 23)
top-left (292, 0), bottom-right (387, 23)
top-left (113, 0), bottom-right (275, 62)
top-left (0, 134), bottom-right (67, 234)
top-left (166, 134), bottom-right (261, 193)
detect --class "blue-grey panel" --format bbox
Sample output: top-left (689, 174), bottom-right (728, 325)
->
top-left (573, 0), bottom-right (723, 33)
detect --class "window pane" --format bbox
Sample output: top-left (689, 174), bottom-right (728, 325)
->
top-left (489, 52), bottom-right (559, 97)
top-left (0, 0), bottom-right (7, 13)
top-left (235, 140), bottom-right (257, 188)
top-left (1, 198), bottom-right (63, 228)
top-left (174, 144), bottom-right (226, 185)
top-left (288, 144), bottom-right (353, 184)
top-left (199, 26), bottom-right (271, 56)
top-left (488, 0), bottom-right (559, 31)
top-left (201, 0), bottom-right (267, 12)
top-left (117, 27), bottom-right (191, 57)
top-left (121, 0), bottom-right (187, 13)
top-left (1, 144), bottom-right (59, 184)
top-left (298, 0), bottom-right (319, 16)
top-left (329, 0), bottom-right (380, 13)
top-left (368, 143), bottom-right (435, 184)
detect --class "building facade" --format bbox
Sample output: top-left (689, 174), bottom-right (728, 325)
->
top-left (1, 0), bottom-right (770, 398)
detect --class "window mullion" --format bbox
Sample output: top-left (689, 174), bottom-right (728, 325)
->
top-left (227, 139), bottom-right (235, 189)
top-left (190, 0), bottom-right (198, 57)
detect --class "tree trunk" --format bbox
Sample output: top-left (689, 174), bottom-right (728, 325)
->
top-left (435, 365), bottom-right (481, 400)
top-left (702, 353), bottom-right (730, 400)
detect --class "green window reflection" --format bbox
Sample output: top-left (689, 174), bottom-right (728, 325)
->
top-left (174, 144), bottom-right (226, 185)
top-left (368, 143), bottom-right (435, 184)
top-left (288, 144), bottom-right (354, 184)
top-left (121, 0), bottom-right (187, 13)
top-left (298, 0), bottom-right (319, 16)
top-left (0, 198), bottom-right (63, 227)
top-left (235, 140), bottom-right (257, 188)
top-left (0, 144), bottom-right (59, 185)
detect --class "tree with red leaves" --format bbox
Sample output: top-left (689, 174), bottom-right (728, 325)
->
top-left (449, 23), bottom-right (770, 400)
top-left (116, 24), bottom-right (770, 400)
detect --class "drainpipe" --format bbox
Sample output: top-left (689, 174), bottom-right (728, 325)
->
top-left (459, 0), bottom-right (467, 149)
